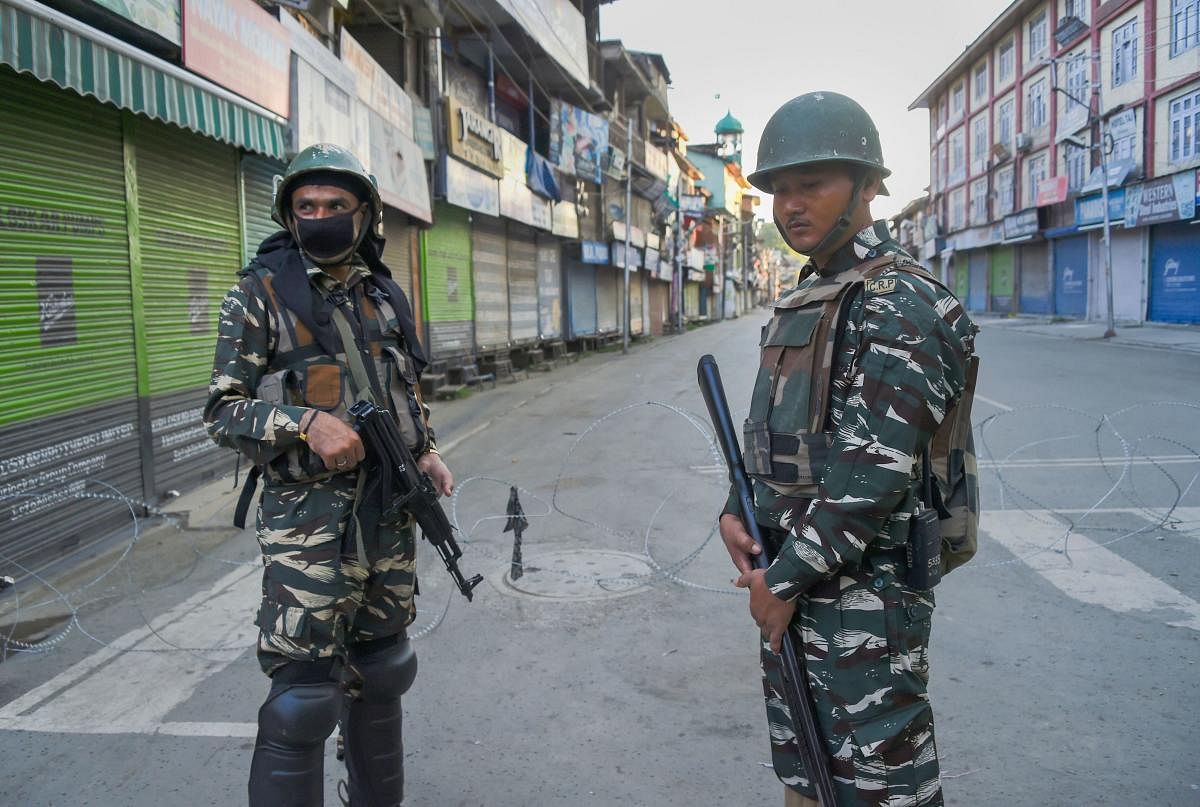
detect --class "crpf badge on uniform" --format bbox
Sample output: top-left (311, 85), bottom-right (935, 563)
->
top-left (865, 278), bottom-right (897, 295)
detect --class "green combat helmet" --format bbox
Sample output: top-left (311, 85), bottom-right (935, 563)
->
top-left (272, 143), bottom-right (382, 227)
top-left (747, 92), bottom-right (891, 256)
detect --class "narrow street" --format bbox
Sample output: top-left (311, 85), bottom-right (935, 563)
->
top-left (1, 315), bottom-right (1197, 806)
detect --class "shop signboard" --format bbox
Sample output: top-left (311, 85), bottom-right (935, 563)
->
top-left (1002, 208), bottom-right (1040, 241)
top-left (611, 241), bottom-right (642, 269)
top-left (1074, 188), bottom-right (1127, 228)
top-left (1124, 171), bottom-right (1197, 228)
top-left (580, 240), bottom-right (608, 264)
top-left (444, 155), bottom-right (499, 217)
top-left (413, 106), bottom-right (436, 160)
top-left (604, 145), bottom-right (627, 180)
top-left (369, 109), bottom-right (431, 221)
top-left (182, 0), bottom-right (289, 117)
top-left (293, 57), bottom-right (354, 154)
top-left (446, 97), bottom-right (503, 178)
top-left (492, 0), bottom-right (588, 88)
top-left (549, 99), bottom-right (609, 184)
top-left (551, 201), bottom-right (579, 238)
top-left (644, 246), bottom-right (660, 273)
top-left (1036, 175), bottom-right (1069, 207)
top-left (341, 30), bottom-right (413, 137)
top-left (93, 0), bottom-right (179, 44)
top-left (499, 128), bottom-right (536, 226)
top-left (680, 194), bottom-right (705, 213)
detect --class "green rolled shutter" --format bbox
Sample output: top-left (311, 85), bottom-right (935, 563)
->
top-left (241, 154), bottom-right (285, 262)
top-left (422, 202), bottom-right (474, 358)
top-left (133, 118), bottom-right (242, 494)
top-left (0, 68), bottom-right (143, 570)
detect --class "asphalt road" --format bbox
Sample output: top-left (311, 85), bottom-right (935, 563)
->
top-left (1, 312), bottom-right (1197, 806)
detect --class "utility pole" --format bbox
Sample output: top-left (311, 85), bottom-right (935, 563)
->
top-left (622, 115), bottom-right (633, 354)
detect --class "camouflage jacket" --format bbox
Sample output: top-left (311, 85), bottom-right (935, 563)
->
top-left (204, 236), bottom-right (433, 485)
top-left (732, 221), bottom-right (977, 601)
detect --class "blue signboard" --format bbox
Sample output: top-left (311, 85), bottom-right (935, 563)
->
top-left (1148, 220), bottom-right (1200, 323)
top-left (1053, 235), bottom-right (1088, 317)
top-left (580, 240), bottom-right (608, 264)
top-left (1074, 188), bottom-right (1126, 228)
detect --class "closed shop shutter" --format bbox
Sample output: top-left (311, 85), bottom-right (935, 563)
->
top-left (629, 270), bottom-right (644, 334)
top-left (596, 266), bottom-right (619, 333)
top-left (536, 234), bottom-right (563, 340)
top-left (953, 259), bottom-right (969, 302)
top-left (649, 280), bottom-right (667, 336)
top-left (989, 246), bottom-right (1015, 313)
top-left (1018, 241), bottom-right (1051, 314)
top-left (507, 222), bottom-right (538, 344)
top-left (685, 281), bottom-right (700, 318)
top-left (423, 202), bottom-right (474, 358)
top-left (135, 119), bottom-right (242, 495)
top-left (699, 284), bottom-right (710, 317)
top-left (967, 250), bottom-right (988, 312)
top-left (1148, 221), bottom-right (1200, 324)
top-left (1089, 228), bottom-right (1145, 323)
top-left (472, 214), bottom-right (509, 351)
top-left (641, 273), bottom-right (650, 334)
top-left (0, 70), bottom-right (143, 570)
top-left (241, 154), bottom-right (285, 262)
top-left (565, 258), bottom-right (596, 337)
top-left (1053, 235), bottom-right (1088, 317)
top-left (386, 207), bottom-right (424, 336)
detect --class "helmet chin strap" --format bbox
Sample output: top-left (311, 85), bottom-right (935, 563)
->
top-left (775, 171), bottom-right (869, 264)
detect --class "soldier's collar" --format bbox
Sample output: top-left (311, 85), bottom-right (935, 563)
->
top-left (814, 220), bottom-right (898, 277)
top-left (305, 255), bottom-right (370, 287)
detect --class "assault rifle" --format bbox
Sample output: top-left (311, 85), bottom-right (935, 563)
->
top-left (696, 354), bottom-right (837, 807)
top-left (349, 399), bottom-right (483, 601)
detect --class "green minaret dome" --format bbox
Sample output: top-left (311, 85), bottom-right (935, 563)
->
top-left (714, 110), bottom-right (743, 135)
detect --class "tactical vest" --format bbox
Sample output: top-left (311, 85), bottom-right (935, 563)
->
top-left (249, 265), bottom-right (428, 482)
top-left (745, 254), bottom-right (980, 573)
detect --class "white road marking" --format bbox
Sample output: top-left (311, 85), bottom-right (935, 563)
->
top-left (0, 563), bottom-right (260, 734)
top-left (973, 394), bottom-right (1013, 412)
top-left (978, 454), bottom-right (1200, 470)
top-left (980, 510), bottom-right (1200, 632)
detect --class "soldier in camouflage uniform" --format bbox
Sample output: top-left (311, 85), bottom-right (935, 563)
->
top-left (204, 144), bottom-right (450, 807)
top-left (719, 93), bottom-right (979, 807)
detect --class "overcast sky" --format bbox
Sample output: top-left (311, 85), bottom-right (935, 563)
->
top-left (599, 0), bottom-right (1014, 221)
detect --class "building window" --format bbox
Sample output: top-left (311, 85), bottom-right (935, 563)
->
top-left (1169, 89), bottom-right (1200, 162)
top-left (970, 178), bottom-right (989, 224)
top-left (1027, 78), bottom-right (1048, 129)
top-left (950, 128), bottom-right (965, 182)
top-left (996, 166), bottom-right (1015, 215)
top-left (973, 115), bottom-right (989, 168)
top-left (938, 97), bottom-right (948, 128)
top-left (973, 63), bottom-right (989, 101)
top-left (1112, 20), bottom-right (1139, 87)
top-left (951, 83), bottom-right (965, 119)
top-left (1029, 11), bottom-right (1049, 59)
top-left (999, 39), bottom-right (1015, 83)
top-left (1026, 152), bottom-right (1048, 208)
top-left (938, 140), bottom-right (948, 189)
top-left (1065, 142), bottom-right (1088, 190)
top-left (1172, 0), bottom-right (1200, 56)
top-left (998, 98), bottom-right (1015, 147)
top-left (1112, 128), bottom-right (1137, 163)
top-left (1065, 0), bottom-right (1088, 21)
top-left (1065, 52), bottom-right (1090, 118)
top-left (950, 188), bottom-right (966, 230)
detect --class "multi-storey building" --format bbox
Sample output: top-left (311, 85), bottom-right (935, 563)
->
top-left (911, 0), bottom-right (1200, 324)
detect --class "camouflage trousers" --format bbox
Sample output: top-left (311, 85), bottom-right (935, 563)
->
top-left (253, 472), bottom-right (417, 677)
top-left (763, 542), bottom-right (942, 807)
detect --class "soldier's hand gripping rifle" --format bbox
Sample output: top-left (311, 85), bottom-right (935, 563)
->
top-left (696, 354), bottom-right (838, 807)
top-left (349, 399), bottom-right (484, 601)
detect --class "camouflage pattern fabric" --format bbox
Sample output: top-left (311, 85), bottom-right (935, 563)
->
top-left (205, 250), bottom-right (430, 675)
top-left (731, 221), bottom-right (977, 806)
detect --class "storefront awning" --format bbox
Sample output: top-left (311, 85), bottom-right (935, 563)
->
top-left (0, 0), bottom-right (287, 159)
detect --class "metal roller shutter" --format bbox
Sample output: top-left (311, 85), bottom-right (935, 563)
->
top-left (1018, 241), bottom-right (1050, 314)
top-left (684, 281), bottom-right (700, 318)
top-left (629, 270), bottom-right (644, 335)
top-left (423, 202), bottom-right (474, 358)
top-left (241, 154), bottom-right (285, 262)
top-left (989, 246), bottom-right (1015, 314)
top-left (472, 214), bottom-right (509, 351)
top-left (1148, 221), bottom-right (1200, 324)
top-left (1053, 235), bottom-right (1088, 317)
top-left (382, 207), bottom-right (414, 308)
top-left (596, 266), bottom-right (619, 334)
top-left (967, 250), bottom-right (988, 312)
top-left (565, 259), bottom-right (596, 337)
top-left (0, 69), bottom-right (143, 570)
top-left (953, 259), bottom-right (968, 303)
top-left (507, 222), bottom-right (538, 344)
top-left (649, 279), bottom-right (666, 336)
top-left (134, 119), bottom-right (243, 495)
top-left (536, 234), bottom-right (562, 341)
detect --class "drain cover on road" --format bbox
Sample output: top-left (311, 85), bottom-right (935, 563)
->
top-left (493, 549), bottom-right (653, 601)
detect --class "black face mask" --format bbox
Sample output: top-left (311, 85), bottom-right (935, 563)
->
top-left (292, 210), bottom-right (361, 265)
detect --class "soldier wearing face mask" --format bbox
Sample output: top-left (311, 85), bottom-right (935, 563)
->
top-left (204, 144), bottom-right (449, 806)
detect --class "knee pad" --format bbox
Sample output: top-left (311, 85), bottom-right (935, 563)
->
top-left (258, 677), bottom-right (342, 747)
top-left (350, 636), bottom-right (417, 700)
